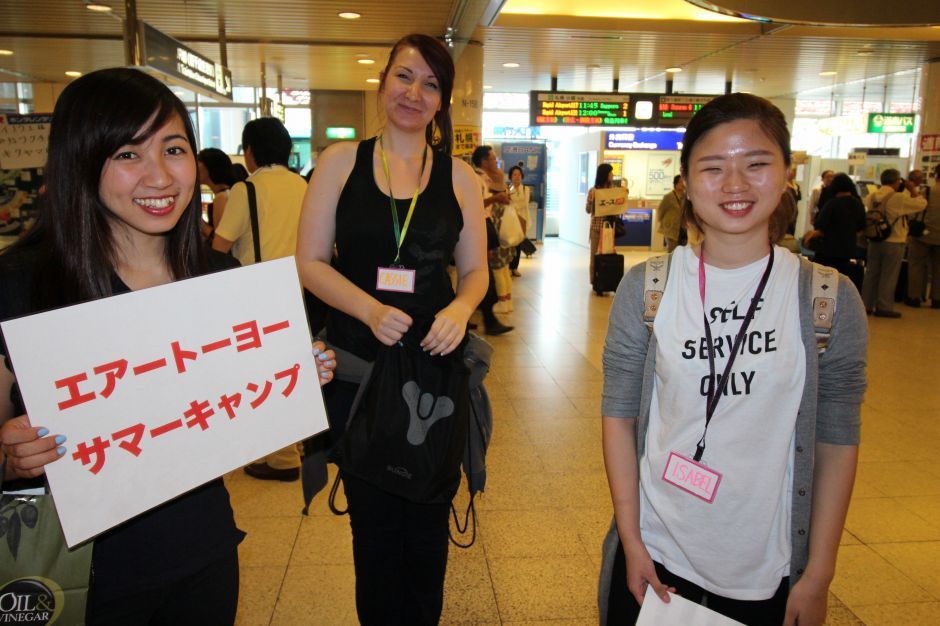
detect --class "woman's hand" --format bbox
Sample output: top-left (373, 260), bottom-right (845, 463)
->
top-left (368, 303), bottom-right (413, 346)
top-left (624, 540), bottom-right (675, 607)
top-left (783, 572), bottom-right (829, 626)
top-left (1, 415), bottom-right (66, 479)
top-left (421, 301), bottom-right (472, 356)
top-left (312, 341), bottom-right (336, 386)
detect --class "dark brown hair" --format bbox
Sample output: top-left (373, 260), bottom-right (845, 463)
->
top-left (379, 34), bottom-right (455, 155)
top-left (680, 93), bottom-right (792, 243)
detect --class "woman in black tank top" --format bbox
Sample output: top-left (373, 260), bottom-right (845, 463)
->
top-left (296, 35), bottom-right (488, 625)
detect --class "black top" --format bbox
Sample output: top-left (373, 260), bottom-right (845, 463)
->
top-left (815, 195), bottom-right (866, 259)
top-left (329, 137), bottom-right (463, 361)
top-left (0, 245), bottom-right (245, 602)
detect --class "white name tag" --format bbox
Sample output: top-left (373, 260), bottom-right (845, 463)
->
top-left (376, 267), bottom-right (416, 293)
top-left (662, 451), bottom-right (722, 503)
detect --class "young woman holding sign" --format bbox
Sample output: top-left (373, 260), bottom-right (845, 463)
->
top-left (599, 93), bottom-right (867, 626)
top-left (297, 34), bottom-right (487, 625)
top-left (0, 68), bottom-right (334, 624)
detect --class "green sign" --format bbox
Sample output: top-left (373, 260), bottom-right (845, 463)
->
top-left (867, 113), bottom-right (915, 134)
top-left (325, 127), bottom-right (356, 140)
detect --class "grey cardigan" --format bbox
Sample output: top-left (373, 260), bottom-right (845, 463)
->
top-left (597, 254), bottom-right (868, 623)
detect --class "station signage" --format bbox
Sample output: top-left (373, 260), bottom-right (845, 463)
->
top-left (606, 130), bottom-right (685, 151)
top-left (867, 113), bottom-right (915, 134)
top-left (530, 92), bottom-right (631, 126)
top-left (530, 91), bottom-right (716, 128)
top-left (141, 22), bottom-right (233, 101)
top-left (325, 127), bottom-right (356, 140)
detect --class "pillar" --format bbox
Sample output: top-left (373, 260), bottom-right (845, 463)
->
top-left (450, 40), bottom-right (483, 159)
top-left (915, 59), bottom-right (940, 174)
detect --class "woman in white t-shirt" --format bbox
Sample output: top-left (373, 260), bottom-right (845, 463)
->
top-left (601, 94), bottom-right (866, 625)
top-left (507, 165), bottom-right (531, 276)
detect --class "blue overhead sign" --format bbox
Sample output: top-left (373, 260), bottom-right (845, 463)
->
top-left (606, 130), bottom-right (685, 151)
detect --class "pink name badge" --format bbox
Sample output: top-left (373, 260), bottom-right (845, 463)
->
top-left (376, 267), bottom-right (416, 294)
top-left (662, 451), bottom-right (722, 503)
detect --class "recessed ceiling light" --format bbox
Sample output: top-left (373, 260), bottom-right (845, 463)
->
top-left (65, 71), bottom-right (82, 77)
top-left (819, 71), bottom-right (837, 76)
top-left (86, 3), bottom-right (112, 12)
top-left (338, 11), bottom-right (360, 19)
top-left (483, 85), bottom-right (493, 89)
top-left (502, 62), bottom-right (520, 68)
top-left (0, 49), bottom-right (13, 56)
top-left (357, 59), bottom-right (375, 65)
top-left (366, 78), bottom-right (380, 84)
top-left (666, 67), bottom-right (682, 73)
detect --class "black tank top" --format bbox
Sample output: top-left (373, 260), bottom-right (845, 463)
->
top-left (329, 137), bottom-right (463, 360)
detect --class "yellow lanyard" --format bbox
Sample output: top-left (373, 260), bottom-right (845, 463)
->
top-left (379, 135), bottom-right (427, 265)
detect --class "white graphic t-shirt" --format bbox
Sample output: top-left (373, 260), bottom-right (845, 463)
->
top-left (639, 245), bottom-right (806, 599)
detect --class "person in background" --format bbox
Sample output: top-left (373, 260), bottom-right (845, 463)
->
top-left (600, 93), bottom-right (866, 626)
top-left (586, 163), bottom-right (616, 281)
top-left (0, 66), bottom-right (336, 624)
top-left (656, 174), bottom-right (685, 252)
top-left (197, 147), bottom-right (237, 241)
top-left (813, 173), bottom-right (866, 291)
top-left (809, 169), bottom-right (834, 223)
top-left (473, 145), bottom-right (514, 312)
top-left (904, 164), bottom-right (940, 309)
top-left (861, 168), bottom-right (927, 318)
top-left (212, 117), bottom-right (309, 480)
top-left (507, 165), bottom-right (530, 277)
top-left (785, 166), bottom-right (802, 235)
top-left (295, 34), bottom-right (488, 625)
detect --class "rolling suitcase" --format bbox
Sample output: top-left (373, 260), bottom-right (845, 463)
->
top-left (593, 253), bottom-right (624, 294)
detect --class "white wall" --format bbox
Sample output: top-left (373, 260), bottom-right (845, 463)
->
top-left (554, 130), bottom-right (604, 247)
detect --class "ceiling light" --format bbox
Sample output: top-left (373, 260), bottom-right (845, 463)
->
top-left (0, 49), bottom-right (13, 56)
top-left (357, 59), bottom-right (375, 65)
top-left (366, 78), bottom-right (380, 84)
top-left (666, 67), bottom-right (682, 73)
top-left (86, 3), bottom-right (112, 12)
top-left (338, 11), bottom-right (360, 19)
top-left (484, 85), bottom-right (493, 89)
top-left (502, 62), bottom-right (520, 68)
top-left (819, 71), bottom-right (837, 76)
top-left (65, 71), bottom-right (82, 77)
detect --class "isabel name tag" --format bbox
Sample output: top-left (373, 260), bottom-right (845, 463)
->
top-left (662, 451), bottom-right (722, 503)
top-left (376, 267), bottom-right (416, 293)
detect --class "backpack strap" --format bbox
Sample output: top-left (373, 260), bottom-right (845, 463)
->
top-left (244, 180), bottom-right (262, 264)
top-left (642, 254), bottom-right (669, 332)
top-left (810, 262), bottom-right (839, 355)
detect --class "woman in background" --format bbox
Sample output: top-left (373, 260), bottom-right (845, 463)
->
top-left (813, 173), bottom-right (866, 291)
top-left (507, 165), bottom-right (530, 277)
top-left (586, 162), bottom-right (615, 281)
top-left (197, 147), bottom-right (237, 240)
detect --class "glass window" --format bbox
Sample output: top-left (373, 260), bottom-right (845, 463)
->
top-left (0, 83), bottom-right (16, 99)
top-left (198, 107), bottom-right (252, 153)
top-left (284, 108), bottom-right (311, 137)
top-left (232, 86), bottom-right (256, 104)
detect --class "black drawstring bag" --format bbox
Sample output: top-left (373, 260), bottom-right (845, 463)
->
top-left (336, 338), bottom-right (470, 504)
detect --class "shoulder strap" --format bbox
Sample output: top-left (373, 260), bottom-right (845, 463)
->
top-left (642, 254), bottom-right (670, 332)
top-left (810, 262), bottom-right (839, 355)
top-left (245, 180), bottom-right (261, 264)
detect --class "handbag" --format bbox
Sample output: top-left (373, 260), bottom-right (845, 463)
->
top-left (1, 472), bottom-right (93, 625)
top-left (497, 208), bottom-right (525, 248)
top-left (908, 211), bottom-right (928, 238)
top-left (605, 216), bottom-right (626, 238)
top-left (335, 333), bottom-right (471, 504)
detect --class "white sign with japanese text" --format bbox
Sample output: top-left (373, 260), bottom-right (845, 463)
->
top-left (2, 257), bottom-right (328, 546)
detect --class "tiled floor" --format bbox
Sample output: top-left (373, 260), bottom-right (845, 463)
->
top-left (228, 238), bottom-right (940, 625)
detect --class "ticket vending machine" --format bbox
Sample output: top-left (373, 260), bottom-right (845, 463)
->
top-left (500, 142), bottom-right (547, 240)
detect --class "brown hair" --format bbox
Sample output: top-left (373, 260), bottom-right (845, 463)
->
top-left (379, 34), bottom-right (455, 155)
top-left (680, 93), bottom-right (792, 244)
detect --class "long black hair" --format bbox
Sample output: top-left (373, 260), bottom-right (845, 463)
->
top-left (594, 163), bottom-right (614, 189)
top-left (9, 67), bottom-right (205, 307)
top-left (198, 147), bottom-right (237, 187)
top-left (379, 34), bottom-right (455, 156)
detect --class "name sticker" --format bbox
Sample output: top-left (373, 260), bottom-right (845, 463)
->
top-left (662, 451), bottom-right (722, 503)
top-left (376, 267), bottom-right (416, 294)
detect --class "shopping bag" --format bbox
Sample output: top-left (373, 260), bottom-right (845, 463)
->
top-left (0, 492), bottom-right (93, 625)
top-left (498, 209), bottom-right (525, 248)
top-left (598, 222), bottom-right (616, 254)
top-left (337, 338), bottom-right (470, 504)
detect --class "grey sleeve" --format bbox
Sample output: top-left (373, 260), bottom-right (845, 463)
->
top-left (602, 263), bottom-right (650, 418)
top-left (816, 274), bottom-right (868, 444)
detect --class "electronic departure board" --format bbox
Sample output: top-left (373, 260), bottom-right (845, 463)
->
top-left (530, 91), bottom-right (717, 128)
top-left (658, 95), bottom-right (714, 124)
top-left (530, 92), bottom-right (631, 126)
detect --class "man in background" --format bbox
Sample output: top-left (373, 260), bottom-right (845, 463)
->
top-left (656, 174), bottom-right (685, 252)
top-left (213, 117), bottom-right (308, 481)
top-left (905, 165), bottom-right (940, 308)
